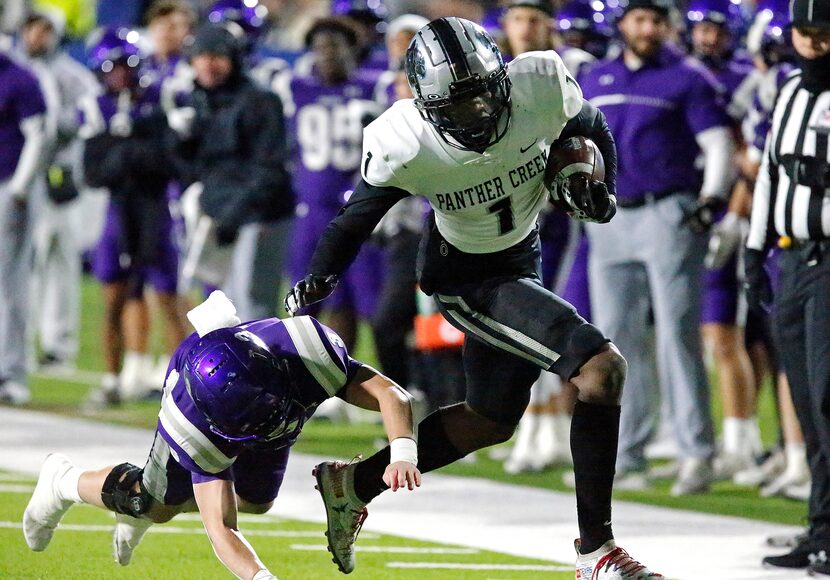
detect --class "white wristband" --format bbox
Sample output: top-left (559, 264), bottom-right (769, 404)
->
top-left (390, 437), bottom-right (418, 466)
top-left (252, 569), bottom-right (277, 580)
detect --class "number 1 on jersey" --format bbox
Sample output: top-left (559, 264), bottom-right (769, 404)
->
top-left (487, 197), bottom-right (515, 236)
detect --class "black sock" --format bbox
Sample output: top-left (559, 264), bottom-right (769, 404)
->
top-left (352, 408), bottom-right (466, 504)
top-left (571, 400), bottom-right (620, 554)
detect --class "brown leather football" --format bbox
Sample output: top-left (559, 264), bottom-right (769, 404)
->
top-left (543, 136), bottom-right (605, 191)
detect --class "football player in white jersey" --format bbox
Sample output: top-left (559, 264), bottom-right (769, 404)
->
top-left (286, 17), bottom-right (662, 579)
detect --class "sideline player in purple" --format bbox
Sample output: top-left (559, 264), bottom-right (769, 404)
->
top-left (79, 28), bottom-right (187, 404)
top-left (0, 49), bottom-right (48, 405)
top-left (686, 0), bottom-right (762, 478)
top-left (23, 291), bottom-right (420, 579)
top-left (555, 0), bottom-right (617, 60)
top-left (580, 0), bottom-right (735, 495)
top-left (131, 0), bottom-right (196, 400)
top-left (140, 0), bottom-right (194, 89)
top-left (728, 0), bottom-right (810, 499)
top-left (279, 17), bottom-right (384, 349)
top-left (686, 0), bottom-right (755, 100)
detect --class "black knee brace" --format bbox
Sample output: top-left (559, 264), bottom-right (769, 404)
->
top-left (101, 463), bottom-right (150, 517)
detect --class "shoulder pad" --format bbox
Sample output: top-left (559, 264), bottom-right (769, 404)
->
top-left (361, 101), bottom-right (421, 189)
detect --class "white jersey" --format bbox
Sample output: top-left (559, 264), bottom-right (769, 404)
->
top-left (361, 51), bottom-right (582, 254)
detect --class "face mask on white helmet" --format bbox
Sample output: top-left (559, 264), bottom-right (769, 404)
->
top-left (406, 17), bottom-right (512, 153)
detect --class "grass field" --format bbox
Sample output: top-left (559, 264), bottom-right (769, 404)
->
top-left (0, 471), bottom-right (571, 579)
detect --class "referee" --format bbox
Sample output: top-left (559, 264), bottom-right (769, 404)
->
top-left (745, 0), bottom-right (830, 573)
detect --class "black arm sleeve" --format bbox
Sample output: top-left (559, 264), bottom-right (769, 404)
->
top-left (308, 179), bottom-right (410, 277)
top-left (555, 99), bottom-right (618, 197)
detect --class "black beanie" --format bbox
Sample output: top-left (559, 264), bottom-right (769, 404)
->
top-left (190, 23), bottom-right (243, 60)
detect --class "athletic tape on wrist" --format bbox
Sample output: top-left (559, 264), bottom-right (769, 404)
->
top-left (390, 437), bottom-right (418, 466)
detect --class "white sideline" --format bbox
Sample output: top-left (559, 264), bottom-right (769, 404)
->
top-left (0, 408), bottom-right (804, 580)
top-left (386, 562), bottom-right (573, 571)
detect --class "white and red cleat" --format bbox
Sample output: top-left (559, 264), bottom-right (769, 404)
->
top-left (575, 539), bottom-right (664, 580)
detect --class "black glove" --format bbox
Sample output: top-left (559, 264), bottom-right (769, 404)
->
top-left (683, 197), bottom-right (726, 234)
top-left (284, 274), bottom-right (339, 315)
top-left (214, 222), bottom-right (239, 247)
top-left (578, 180), bottom-right (617, 224)
top-left (743, 248), bottom-right (773, 312)
top-left (551, 176), bottom-right (616, 224)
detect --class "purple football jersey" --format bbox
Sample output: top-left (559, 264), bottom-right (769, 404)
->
top-left (580, 45), bottom-right (731, 201)
top-left (282, 70), bottom-right (382, 210)
top-left (707, 57), bottom-right (755, 100)
top-left (78, 85), bottom-right (162, 135)
top-left (360, 46), bottom-right (389, 73)
top-left (0, 54), bottom-right (47, 180)
top-left (139, 53), bottom-right (185, 89)
top-left (80, 86), bottom-right (178, 290)
top-left (157, 316), bottom-right (363, 484)
top-left (745, 63), bottom-right (796, 155)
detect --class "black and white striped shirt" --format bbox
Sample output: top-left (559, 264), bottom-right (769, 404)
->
top-left (747, 71), bottom-right (830, 251)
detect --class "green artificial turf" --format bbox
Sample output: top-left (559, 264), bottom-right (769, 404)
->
top-left (0, 472), bottom-right (569, 579)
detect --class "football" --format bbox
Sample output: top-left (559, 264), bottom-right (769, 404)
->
top-left (544, 136), bottom-right (605, 191)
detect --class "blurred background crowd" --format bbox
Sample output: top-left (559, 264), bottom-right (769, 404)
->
top-left (0, 0), bottom-right (812, 520)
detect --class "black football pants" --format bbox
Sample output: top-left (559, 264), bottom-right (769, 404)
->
top-left (774, 245), bottom-right (830, 540)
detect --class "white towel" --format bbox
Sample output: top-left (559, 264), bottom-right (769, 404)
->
top-left (186, 291), bottom-right (242, 337)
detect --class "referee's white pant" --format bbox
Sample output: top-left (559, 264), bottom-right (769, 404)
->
top-left (587, 193), bottom-right (715, 472)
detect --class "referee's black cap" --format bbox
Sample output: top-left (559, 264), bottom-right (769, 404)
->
top-left (791, 0), bottom-right (830, 29)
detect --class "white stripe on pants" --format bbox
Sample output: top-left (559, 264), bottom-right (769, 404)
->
top-left (586, 194), bottom-right (715, 472)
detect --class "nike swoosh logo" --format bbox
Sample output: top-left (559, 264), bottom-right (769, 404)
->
top-left (520, 140), bottom-right (537, 154)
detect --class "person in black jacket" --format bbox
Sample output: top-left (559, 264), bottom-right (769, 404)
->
top-left (169, 23), bottom-right (294, 321)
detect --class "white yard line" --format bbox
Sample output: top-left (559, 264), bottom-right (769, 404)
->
top-left (288, 545), bottom-right (479, 554)
top-left (386, 562), bottom-right (572, 571)
top-left (0, 521), bottom-right (352, 538)
top-left (0, 408), bottom-right (804, 580)
top-left (0, 483), bottom-right (34, 493)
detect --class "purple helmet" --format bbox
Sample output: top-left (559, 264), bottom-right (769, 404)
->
top-left (555, 0), bottom-right (615, 58)
top-left (207, 0), bottom-right (268, 38)
top-left (85, 27), bottom-right (142, 73)
top-left (183, 328), bottom-right (306, 446)
top-left (686, 0), bottom-right (745, 33)
top-left (556, 0), bottom-right (614, 35)
top-left (747, 0), bottom-right (793, 65)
